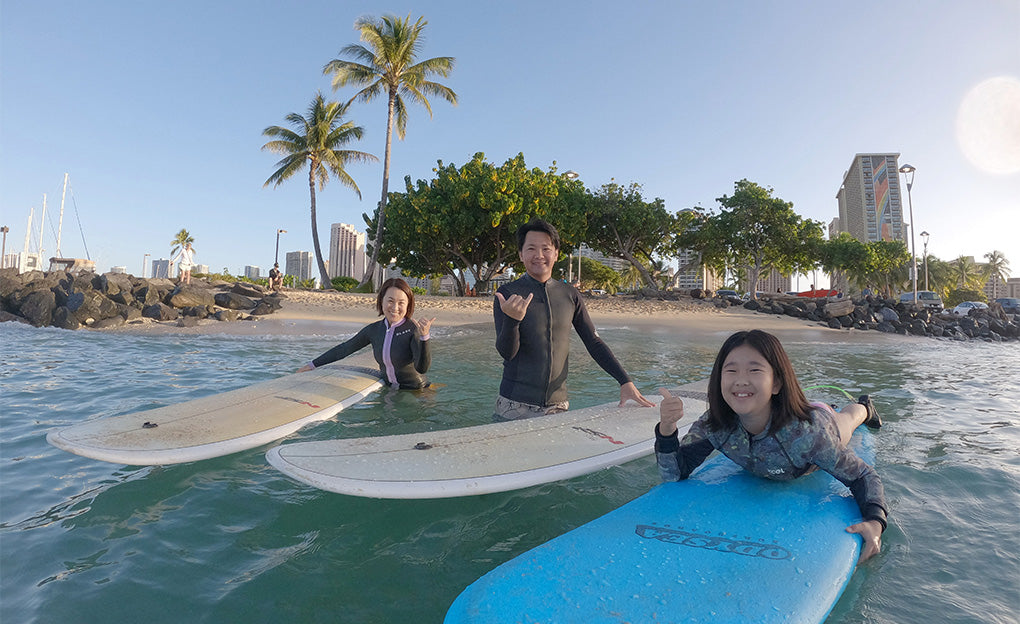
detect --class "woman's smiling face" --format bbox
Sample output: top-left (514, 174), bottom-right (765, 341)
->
top-left (382, 287), bottom-right (409, 324)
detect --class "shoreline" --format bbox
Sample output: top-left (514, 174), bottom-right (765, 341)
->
top-left (97, 289), bottom-right (903, 344)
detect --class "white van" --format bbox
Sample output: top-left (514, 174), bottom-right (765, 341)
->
top-left (899, 290), bottom-right (943, 311)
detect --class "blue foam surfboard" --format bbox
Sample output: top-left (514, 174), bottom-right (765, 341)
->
top-left (445, 429), bottom-right (874, 624)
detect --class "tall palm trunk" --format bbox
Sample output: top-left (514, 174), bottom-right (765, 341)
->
top-left (308, 163), bottom-right (332, 288)
top-left (362, 90), bottom-right (397, 289)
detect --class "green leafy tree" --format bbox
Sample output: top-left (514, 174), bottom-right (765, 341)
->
top-left (555, 255), bottom-right (621, 292)
top-left (170, 228), bottom-right (194, 257)
top-left (689, 180), bottom-right (824, 300)
top-left (983, 250), bottom-right (1010, 298)
top-left (864, 240), bottom-right (910, 297)
top-left (379, 152), bottom-right (586, 295)
top-left (262, 93), bottom-right (377, 289)
top-left (584, 182), bottom-right (674, 290)
top-left (819, 233), bottom-right (871, 291)
top-left (324, 13), bottom-right (457, 289)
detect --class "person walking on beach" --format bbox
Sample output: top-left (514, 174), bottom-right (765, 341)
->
top-left (493, 218), bottom-right (653, 420)
top-left (655, 329), bottom-right (887, 562)
top-left (172, 242), bottom-right (195, 285)
top-left (268, 263), bottom-right (283, 291)
top-left (297, 278), bottom-right (435, 390)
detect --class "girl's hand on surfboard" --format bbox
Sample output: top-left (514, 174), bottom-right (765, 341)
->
top-left (846, 519), bottom-right (883, 563)
top-left (412, 316), bottom-right (436, 338)
top-left (657, 387), bottom-right (685, 435)
top-left (496, 292), bottom-right (534, 321)
top-left (619, 382), bottom-right (655, 408)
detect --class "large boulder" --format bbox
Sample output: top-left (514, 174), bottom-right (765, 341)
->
top-left (143, 302), bottom-right (178, 321)
top-left (19, 290), bottom-right (57, 327)
top-left (168, 284), bottom-right (216, 308)
top-left (230, 282), bottom-right (267, 298)
top-left (214, 292), bottom-right (256, 310)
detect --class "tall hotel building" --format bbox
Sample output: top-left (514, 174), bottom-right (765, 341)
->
top-left (285, 251), bottom-right (314, 282)
top-left (328, 223), bottom-right (367, 280)
top-left (835, 153), bottom-right (907, 245)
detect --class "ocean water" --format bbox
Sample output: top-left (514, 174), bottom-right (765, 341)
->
top-left (1, 320), bottom-right (1018, 624)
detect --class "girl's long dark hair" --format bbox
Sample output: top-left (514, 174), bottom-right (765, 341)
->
top-left (706, 330), bottom-right (814, 433)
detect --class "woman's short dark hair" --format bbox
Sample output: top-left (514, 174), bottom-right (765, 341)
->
top-left (706, 330), bottom-right (813, 432)
top-left (376, 278), bottom-right (415, 319)
top-left (516, 218), bottom-right (560, 251)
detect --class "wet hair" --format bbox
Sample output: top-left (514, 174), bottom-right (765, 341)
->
top-left (376, 278), bottom-right (415, 319)
top-left (705, 330), bottom-right (814, 433)
top-left (516, 218), bottom-right (560, 251)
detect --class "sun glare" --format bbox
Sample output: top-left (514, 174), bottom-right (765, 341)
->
top-left (955, 76), bottom-right (1020, 175)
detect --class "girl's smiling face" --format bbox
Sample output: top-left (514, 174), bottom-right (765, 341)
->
top-left (382, 287), bottom-right (409, 324)
top-left (720, 344), bottom-right (782, 428)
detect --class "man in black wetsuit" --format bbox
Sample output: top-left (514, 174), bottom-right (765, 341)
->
top-left (493, 219), bottom-right (654, 420)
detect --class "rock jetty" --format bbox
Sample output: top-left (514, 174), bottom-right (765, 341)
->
top-left (706, 291), bottom-right (1019, 343)
top-left (0, 268), bottom-right (283, 330)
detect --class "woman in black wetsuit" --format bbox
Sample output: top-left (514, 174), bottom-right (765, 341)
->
top-left (297, 278), bottom-right (435, 389)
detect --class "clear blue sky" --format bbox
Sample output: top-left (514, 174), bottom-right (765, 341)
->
top-left (2, 0), bottom-right (1018, 283)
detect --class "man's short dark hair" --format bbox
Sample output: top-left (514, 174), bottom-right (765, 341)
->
top-left (516, 218), bottom-right (561, 251)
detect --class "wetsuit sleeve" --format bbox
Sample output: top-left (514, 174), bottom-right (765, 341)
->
top-left (571, 297), bottom-right (631, 385)
top-left (494, 291), bottom-right (522, 360)
top-left (803, 424), bottom-right (889, 531)
top-left (654, 414), bottom-right (716, 481)
top-left (411, 325), bottom-right (431, 374)
top-left (311, 324), bottom-right (373, 368)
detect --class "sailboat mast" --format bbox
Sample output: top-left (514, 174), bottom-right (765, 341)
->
top-left (56, 173), bottom-right (68, 257)
top-left (38, 194), bottom-right (47, 259)
top-left (24, 207), bottom-right (34, 253)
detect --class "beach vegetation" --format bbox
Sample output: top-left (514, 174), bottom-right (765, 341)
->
top-left (324, 13), bottom-right (457, 291)
top-left (982, 250), bottom-right (1010, 298)
top-left (330, 276), bottom-right (359, 291)
top-left (945, 288), bottom-right (988, 308)
top-left (379, 152), bottom-right (585, 296)
top-left (261, 93), bottom-right (377, 291)
top-left (584, 182), bottom-right (674, 290)
top-left (683, 180), bottom-right (824, 300)
top-left (950, 254), bottom-right (984, 291)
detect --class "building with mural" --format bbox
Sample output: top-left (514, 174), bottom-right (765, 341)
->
top-left (835, 153), bottom-right (907, 245)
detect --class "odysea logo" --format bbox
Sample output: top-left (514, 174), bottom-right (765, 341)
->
top-left (635, 525), bottom-right (790, 560)
top-left (275, 396), bottom-right (322, 409)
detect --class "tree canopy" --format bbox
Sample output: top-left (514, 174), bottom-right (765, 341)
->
top-left (378, 152), bottom-right (585, 294)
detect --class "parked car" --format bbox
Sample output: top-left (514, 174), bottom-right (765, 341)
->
top-left (950, 301), bottom-right (988, 316)
top-left (993, 297), bottom-right (1020, 314)
top-left (715, 289), bottom-right (739, 298)
top-left (899, 290), bottom-right (944, 310)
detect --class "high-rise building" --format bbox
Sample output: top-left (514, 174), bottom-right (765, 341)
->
top-left (835, 153), bottom-right (907, 245)
top-left (151, 258), bottom-right (170, 278)
top-left (285, 251), bottom-right (313, 282)
top-left (756, 268), bottom-right (792, 294)
top-left (244, 265), bottom-right (260, 280)
top-left (329, 223), bottom-right (367, 280)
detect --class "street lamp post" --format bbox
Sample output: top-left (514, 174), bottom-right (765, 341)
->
top-left (142, 253), bottom-right (150, 278)
top-left (920, 231), bottom-right (930, 291)
top-left (898, 164), bottom-right (918, 304)
top-left (275, 229), bottom-right (287, 265)
top-left (0, 226), bottom-right (9, 269)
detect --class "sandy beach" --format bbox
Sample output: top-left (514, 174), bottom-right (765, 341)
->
top-left (104, 288), bottom-right (899, 344)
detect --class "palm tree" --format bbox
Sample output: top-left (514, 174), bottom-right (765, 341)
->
top-left (952, 255), bottom-right (982, 290)
top-left (324, 13), bottom-right (457, 289)
top-left (170, 228), bottom-right (194, 258)
top-left (262, 93), bottom-right (377, 289)
top-left (983, 250), bottom-right (1010, 298)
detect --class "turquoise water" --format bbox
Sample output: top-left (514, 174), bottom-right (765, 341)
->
top-left (1, 321), bottom-right (1018, 624)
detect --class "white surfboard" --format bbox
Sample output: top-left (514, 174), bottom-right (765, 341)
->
top-left (47, 364), bottom-right (384, 465)
top-left (265, 380), bottom-right (708, 499)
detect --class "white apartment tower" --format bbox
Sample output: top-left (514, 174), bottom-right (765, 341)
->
top-left (285, 251), bottom-right (314, 282)
top-left (329, 223), bottom-right (367, 280)
top-left (835, 153), bottom-right (907, 245)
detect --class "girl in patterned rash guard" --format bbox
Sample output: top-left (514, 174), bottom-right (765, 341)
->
top-left (655, 329), bottom-right (888, 562)
top-left (297, 278), bottom-right (435, 389)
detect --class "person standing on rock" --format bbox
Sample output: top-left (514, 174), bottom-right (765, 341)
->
top-left (173, 242), bottom-right (195, 285)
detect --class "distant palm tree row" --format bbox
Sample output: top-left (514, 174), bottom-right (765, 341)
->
top-left (261, 14), bottom-right (456, 290)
